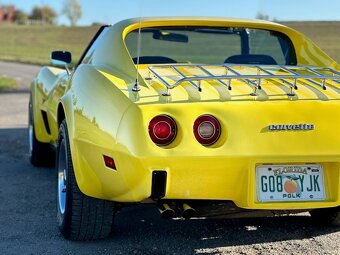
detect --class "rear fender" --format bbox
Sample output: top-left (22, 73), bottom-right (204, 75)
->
top-left (60, 91), bottom-right (88, 193)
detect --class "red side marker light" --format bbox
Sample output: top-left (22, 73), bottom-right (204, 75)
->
top-left (103, 155), bottom-right (116, 170)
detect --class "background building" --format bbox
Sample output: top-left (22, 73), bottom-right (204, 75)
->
top-left (0, 5), bottom-right (15, 23)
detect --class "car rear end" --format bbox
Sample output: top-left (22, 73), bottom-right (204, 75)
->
top-left (119, 20), bottom-right (340, 216)
top-left (75, 18), bottom-right (340, 219)
top-left (114, 83), bottom-right (340, 211)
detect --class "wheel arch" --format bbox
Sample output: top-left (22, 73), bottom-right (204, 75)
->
top-left (58, 93), bottom-right (86, 192)
top-left (57, 102), bottom-right (66, 128)
top-left (59, 93), bottom-right (74, 141)
top-left (30, 79), bottom-right (50, 143)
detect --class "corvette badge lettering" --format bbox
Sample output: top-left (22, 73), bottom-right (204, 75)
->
top-left (268, 124), bottom-right (315, 131)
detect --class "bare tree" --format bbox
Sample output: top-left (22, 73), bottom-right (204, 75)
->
top-left (256, 12), bottom-right (269, 21)
top-left (62, 0), bottom-right (82, 26)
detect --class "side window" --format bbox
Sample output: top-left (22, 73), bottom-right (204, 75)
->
top-left (80, 27), bottom-right (110, 65)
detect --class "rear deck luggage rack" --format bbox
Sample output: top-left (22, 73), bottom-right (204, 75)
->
top-left (147, 64), bottom-right (340, 96)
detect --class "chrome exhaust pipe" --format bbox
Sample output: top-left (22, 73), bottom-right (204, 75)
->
top-left (159, 203), bottom-right (175, 219)
top-left (182, 203), bottom-right (197, 219)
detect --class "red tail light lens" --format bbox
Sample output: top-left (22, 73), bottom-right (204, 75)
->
top-left (194, 115), bottom-right (221, 146)
top-left (149, 115), bottom-right (177, 146)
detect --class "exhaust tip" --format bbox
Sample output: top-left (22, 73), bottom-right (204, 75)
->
top-left (159, 203), bottom-right (175, 219)
top-left (161, 209), bottom-right (175, 219)
top-left (182, 203), bottom-right (197, 220)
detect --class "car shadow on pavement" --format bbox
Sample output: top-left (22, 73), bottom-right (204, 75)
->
top-left (105, 205), bottom-right (340, 254)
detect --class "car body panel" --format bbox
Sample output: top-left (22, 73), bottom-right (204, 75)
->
top-left (30, 17), bottom-right (340, 211)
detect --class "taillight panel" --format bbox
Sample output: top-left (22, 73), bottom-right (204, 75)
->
top-left (193, 115), bottom-right (221, 146)
top-left (148, 115), bottom-right (177, 146)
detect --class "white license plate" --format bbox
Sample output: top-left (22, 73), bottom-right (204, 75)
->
top-left (256, 164), bottom-right (325, 202)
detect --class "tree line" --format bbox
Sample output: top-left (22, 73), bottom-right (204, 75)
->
top-left (13, 0), bottom-right (82, 26)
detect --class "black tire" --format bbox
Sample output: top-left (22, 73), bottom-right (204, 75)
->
top-left (28, 95), bottom-right (55, 166)
top-left (56, 120), bottom-right (116, 240)
top-left (310, 207), bottom-right (340, 226)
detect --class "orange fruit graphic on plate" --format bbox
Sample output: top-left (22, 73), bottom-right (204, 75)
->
top-left (284, 179), bottom-right (297, 194)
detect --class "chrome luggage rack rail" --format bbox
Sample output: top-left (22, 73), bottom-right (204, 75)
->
top-left (147, 64), bottom-right (340, 96)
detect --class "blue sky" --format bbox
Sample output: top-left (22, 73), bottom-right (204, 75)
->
top-left (1, 0), bottom-right (340, 26)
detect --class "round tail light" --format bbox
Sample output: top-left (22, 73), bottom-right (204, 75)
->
top-left (194, 115), bottom-right (221, 146)
top-left (149, 115), bottom-right (177, 146)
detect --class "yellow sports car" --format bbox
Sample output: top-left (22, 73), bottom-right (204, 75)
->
top-left (29, 17), bottom-right (340, 240)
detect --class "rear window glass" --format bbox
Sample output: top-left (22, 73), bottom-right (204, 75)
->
top-left (125, 26), bottom-right (296, 65)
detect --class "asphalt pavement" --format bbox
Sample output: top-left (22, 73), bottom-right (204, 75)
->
top-left (0, 61), bottom-right (40, 92)
top-left (0, 61), bottom-right (340, 254)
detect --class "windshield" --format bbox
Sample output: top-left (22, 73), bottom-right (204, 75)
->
top-left (125, 26), bottom-right (297, 65)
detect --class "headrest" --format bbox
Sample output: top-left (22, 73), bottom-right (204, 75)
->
top-left (224, 54), bottom-right (277, 65)
top-left (132, 56), bottom-right (177, 64)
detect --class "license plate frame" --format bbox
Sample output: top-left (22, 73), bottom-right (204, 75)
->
top-left (256, 164), bottom-right (326, 202)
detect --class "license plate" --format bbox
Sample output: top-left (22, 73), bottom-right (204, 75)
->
top-left (256, 164), bottom-right (325, 202)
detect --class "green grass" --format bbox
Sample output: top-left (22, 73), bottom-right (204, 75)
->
top-left (0, 76), bottom-right (17, 91)
top-left (0, 25), bottom-right (99, 65)
top-left (0, 22), bottom-right (338, 65)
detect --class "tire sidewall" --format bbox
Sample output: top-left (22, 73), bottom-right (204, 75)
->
top-left (28, 94), bottom-right (34, 161)
top-left (55, 120), bottom-right (116, 240)
top-left (56, 121), bottom-right (73, 236)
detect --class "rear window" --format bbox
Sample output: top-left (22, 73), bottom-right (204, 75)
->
top-left (125, 26), bottom-right (296, 65)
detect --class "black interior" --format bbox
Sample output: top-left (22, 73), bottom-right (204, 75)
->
top-left (224, 54), bottom-right (277, 65)
top-left (132, 56), bottom-right (177, 64)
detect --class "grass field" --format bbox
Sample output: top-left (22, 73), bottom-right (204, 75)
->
top-left (0, 76), bottom-right (16, 91)
top-left (0, 21), bottom-right (339, 65)
top-left (0, 25), bottom-right (98, 65)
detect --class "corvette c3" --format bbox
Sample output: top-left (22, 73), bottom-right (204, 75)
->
top-left (29, 17), bottom-right (340, 240)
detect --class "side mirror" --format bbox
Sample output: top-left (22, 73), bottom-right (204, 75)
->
top-left (51, 51), bottom-right (72, 66)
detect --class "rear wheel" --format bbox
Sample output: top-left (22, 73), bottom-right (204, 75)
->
top-left (28, 95), bottom-right (55, 166)
top-left (310, 207), bottom-right (340, 226)
top-left (57, 120), bottom-right (116, 240)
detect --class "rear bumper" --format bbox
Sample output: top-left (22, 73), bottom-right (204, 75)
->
top-left (74, 143), bottom-right (340, 210)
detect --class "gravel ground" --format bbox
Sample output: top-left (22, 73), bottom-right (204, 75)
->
top-left (0, 62), bottom-right (340, 254)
